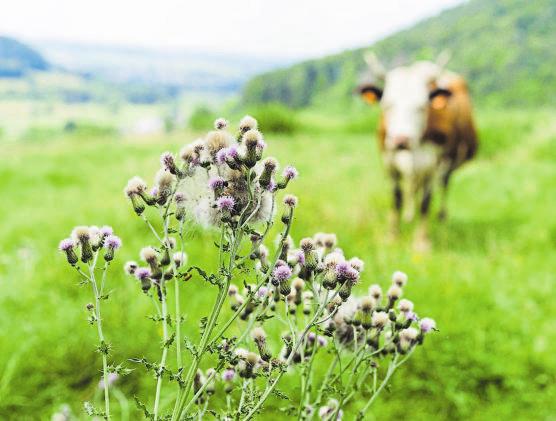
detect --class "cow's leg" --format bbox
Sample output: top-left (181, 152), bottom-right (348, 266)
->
top-left (402, 177), bottom-right (416, 223)
top-left (389, 173), bottom-right (402, 238)
top-left (438, 166), bottom-right (454, 221)
top-left (414, 176), bottom-right (433, 251)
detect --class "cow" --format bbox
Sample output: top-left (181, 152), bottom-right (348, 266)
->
top-left (357, 52), bottom-right (478, 250)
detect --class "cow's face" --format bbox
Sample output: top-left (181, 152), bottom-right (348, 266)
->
top-left (358, 58), bottom-right (452, 152)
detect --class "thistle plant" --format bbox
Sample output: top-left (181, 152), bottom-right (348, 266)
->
top-left (60, 116), bottom-right (436, 420)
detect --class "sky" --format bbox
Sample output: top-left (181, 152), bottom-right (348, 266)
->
top-left (1, 0), bottom-right (464, 59)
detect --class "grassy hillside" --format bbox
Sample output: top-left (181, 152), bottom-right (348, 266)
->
top-left (0, 108), bottom-right (555, 419)
top-left (0, 36), bottom-right (50, 77)
top-left (242, 0), bottom-right (556, 108)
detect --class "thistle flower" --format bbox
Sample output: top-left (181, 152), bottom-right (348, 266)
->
top-left (100, 226), bottom-right (113, 237)
top-left (179, 143), bottom-right (197, 164)
top-left (349, 257), bottom-right (364, 272)
top-left (155, 169), bottom-right (175, 203)
top-left (372, 311), bottom-right (389, 329)
top-left (359, 296), bottom-right (375, 329)
top-left (206, 130), bottom-right (232, 156)
top-left (98, 373), bottom-right (118, 390)
top-left (283, 194), bottom-right (298, 208)
top-left (399, 327), bottom-right (419, 351)
top-left (243, 129), bottom-right (263, 167)
top-left (369, 284), bottom-right (382, 301)
top-left (173, 251), bottom-right (187, 268)
top-left (214, 118), bottom-right (228, 130)
top-left (317, 335), bottom-right (328, 347)
top-left (228, 285), bottom-right (238, 296)
top-left (252, 327), bottom-right (272, 361)
top-left (59, 238), bottom-right (78, 266)
top-left (272, 265), bottom-right (292, 286)
top-left (392, 270), bottom-right (408, 287)
top-left (160, 151), bottom-right (181, 176)
top-left (387, 285), bottom-right (402, 307)
top-left (103, 235), bottom-right (122, 261)
top-left (124, 176), bottom-right (147, 197)
top-left (239, 115), bottom-right (258, 134)
top-left (124, 177), bottom-right (148, 214)
top-left (398, 299), bottom-right (414, 313)
top-left (420, 317), bottom-right (437, 333)
top-left (140, 246), bottom-right (161, 279)
top-left (124, 261), bottom-right (138, 275)
top-left (257, 286), bottom-right (269, 299)
top-left (216, 196), bottom-right (235, 212)
top-left (135, 267), bottom-right (152, 292)
top-left (71, 226), bottom-right (93, 263)
top-left (283, 166), bottom-right (298, 181)
top-left (222, 368), bottom-right (235, 382)
top-left (208, 176), bottom-right (225, 193)
top-left (258, 157), bottom-right (278, 189)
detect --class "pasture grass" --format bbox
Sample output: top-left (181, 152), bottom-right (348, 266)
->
top-left (1, 108), bottom-right (555, 420)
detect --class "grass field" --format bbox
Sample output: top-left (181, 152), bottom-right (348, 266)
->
top-left (1, 108), bottom-right (555, 420)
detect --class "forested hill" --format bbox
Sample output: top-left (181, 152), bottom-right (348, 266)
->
top-left (0, 36), bottom-right (50, 77)
top-left (241, 0), bottom-right (556, 108)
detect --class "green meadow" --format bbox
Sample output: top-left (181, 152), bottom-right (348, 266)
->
top-left (1, 107), bottom-right (555, 420)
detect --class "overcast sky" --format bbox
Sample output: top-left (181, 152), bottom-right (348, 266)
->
top-left (2, 0), bottom-right (464, 59)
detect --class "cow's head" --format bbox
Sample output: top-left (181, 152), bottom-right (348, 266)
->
top-left (357, 51), bottom-right (452, 151)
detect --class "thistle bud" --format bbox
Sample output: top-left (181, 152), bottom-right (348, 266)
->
top-left (252, 327), bottom-right (272, 362)
top-left (135, 267), bottom-right (152, 292)
top-left (277, 165), bottom-right (298, 189)
top-left (322, 268), bottom-right (337, 290)
top-left (72, 226), bottom-right (93, 263)
top-left (359, 296), bottom-right (375, 329)
top-left (59, 238), bottom-right (78, 266)
top-left (258, 157), bottom-right (277, 189)
top-left (243, 129), bottom-right (263, 167)
top-left (160, 151), bottom-right (182, 178)
top-left (387, 285), bottom-right (402, 308)
top-left (140, 246), bottom-right (162, 280)
top-left (173, 251), bottom-right (187, 268)
top-left (102, 235), bottom-right (121, 262)
top-left (300, 238), bottom-right (318, 271)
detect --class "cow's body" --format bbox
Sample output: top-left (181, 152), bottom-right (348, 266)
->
top-left (359, 58), bottom-right (478, 249)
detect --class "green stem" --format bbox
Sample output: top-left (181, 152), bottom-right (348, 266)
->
top-left (153, 286), bottom-right (169, 420)
top-left (90, 263), bottom-right (110, 420)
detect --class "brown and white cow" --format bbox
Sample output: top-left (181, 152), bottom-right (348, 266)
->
top-left (357, 52), bottom-right (478, 250)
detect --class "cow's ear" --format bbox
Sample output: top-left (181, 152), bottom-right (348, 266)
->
top-left (429, 88), bottom-right (452, 110)
top-left (357, 85), bottom-right (383, 105)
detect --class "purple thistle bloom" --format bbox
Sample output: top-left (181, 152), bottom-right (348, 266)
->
top-left (105, 235), bottom-right (122, 250)
top-left (58, 238), bottom-right (74, 251)
top-left (208, 176), bottom-right (225, 191)
top-left (150, 186), bottom-right (159, 197)
top-left (295, 250), bottom-right (305, 266)
top-left (217, 196), bottom-right (235, 212)
top-left (317, 335), bottom-right (328, 347)
top-left (283, 166), bottom-right (298, 180)
top-left (345, 267), bottom-right (360, 283)
top-left (420, 317), bottom-right (436, 333)
top-left (404, 311), bottom-right (418, 322)
top-left (222, 369), bottom-right (235, 382)
top-left (226, 146), bottom-right (239, 159)
top-left (273, 265), bottom-right (292, 282)
top-left (257, 286), bottom-right (269, 298)
top-left (160, 152), bottom-right (176, 172)
top-left (135, 267), bottom-right (151, 280)
top-left (215, 148), bottom-right (228, 165)
top-left (335, 262), bottom-right (351, 277)
top-left (100, 226), bottom-right (113, 237)
top-left (307, 332), bottom-right (316, 342)
top-left (98, 372), bottom-right (118, 390)
top-left (283, 194), bottom-right (298, 207)
top-left (265, 180), bottom-right (277, 192)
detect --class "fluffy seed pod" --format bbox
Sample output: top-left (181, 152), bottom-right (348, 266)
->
top-left (369, 284), bottom-right (383, 302)
top-left (372, 311), bottom-right (389, 329)
top-left (173, 251), bottom-right (187, 268)
top-left (392, 271), bottom-right (408, 287)
top-left (124, 261), bottom-right (138, 275)
top-left (387, 285), bottom-right (402, 308)
top-left (239, 115), bottom-right (258, 134)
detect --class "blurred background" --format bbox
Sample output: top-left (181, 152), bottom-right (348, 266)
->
top-left (1, 0), bottom-right (555, 419)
